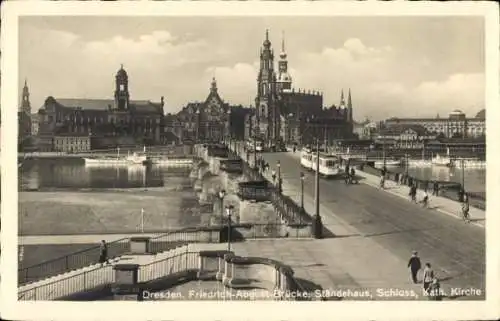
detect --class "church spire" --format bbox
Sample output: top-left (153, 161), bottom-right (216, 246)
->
top-left (21, 77), bottom-right (31, 113)
top-left (347, 88), bottom-right (352, 108)
top-left (210, 77), bottom-right (218, 93)
top-left (340, 89), bottom-right (345, 106)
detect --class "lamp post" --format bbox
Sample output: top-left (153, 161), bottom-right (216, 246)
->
top-left (225, 205), bottom-right (234, 252)
top-left (312, 138), bottom-right (323, 239)
top-left (218, 189), bottom-right (226, 225)
top-left (277, 160), bottom-right (281, 192)
top-left (461, 158), bottom-right (465, 193)
top-left (300, 171), bottom-right (305, 210)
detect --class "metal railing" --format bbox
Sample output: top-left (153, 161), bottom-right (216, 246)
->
top-left (138, 249), bottom-right (199, 283)
top-left (18, 264), bottom-right (114, 301)
top-left (18, 238), bottom-right (130, 285)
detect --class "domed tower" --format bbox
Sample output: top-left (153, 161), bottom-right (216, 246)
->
top-left (114, 64), bottom-right (130, 110)
top-left (277, 31), bottom-right (292, 92)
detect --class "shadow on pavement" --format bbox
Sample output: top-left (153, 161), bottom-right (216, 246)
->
top-left (294, 277), bottom-right (342, 301)
top-left (363, 226), bottom-right (444, 238)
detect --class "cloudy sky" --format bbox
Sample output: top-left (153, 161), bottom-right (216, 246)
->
top-left (19, 16), bottom-right (484, 121)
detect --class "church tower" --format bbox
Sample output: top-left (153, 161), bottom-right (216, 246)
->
top-left (347, 88), bottom-right (353, 123)
top-left (255, 30), bottom-right (278, 141)
top-left (114, 64), bottom-right (130, 110)
top-left (276, 31), bottom-right (292, 92)
top-left (21, 79), bottom-right (31, 115)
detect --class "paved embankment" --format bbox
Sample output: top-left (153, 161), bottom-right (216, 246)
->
top-left (245, 150), bottom-right (485, 300)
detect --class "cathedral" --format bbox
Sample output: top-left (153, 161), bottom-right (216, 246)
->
top-left (36, 65), bottom-right (166, 150)
top-left (246, 30), bottom-right (354, 147)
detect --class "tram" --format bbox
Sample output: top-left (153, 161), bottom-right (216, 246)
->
top-left (300, 149), bottom-right (313, 170)
top-left (312, 153), bottom-right (343, 178)
top-left (302, 150), bottom-right (342, 177)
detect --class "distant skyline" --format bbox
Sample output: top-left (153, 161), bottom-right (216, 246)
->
top-left (19, 16), bottom-right (485, 121)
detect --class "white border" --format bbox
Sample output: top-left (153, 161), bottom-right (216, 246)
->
top-left (1, 1), bottom-right (499, 321)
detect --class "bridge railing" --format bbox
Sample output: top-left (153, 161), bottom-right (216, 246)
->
top-left (18, 264), bottom-right (114, 301)
top-left (18, 237), bottom-right (129, 285)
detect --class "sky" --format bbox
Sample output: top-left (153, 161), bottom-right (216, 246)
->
top-left (19, 16), bottom-right (485, 121)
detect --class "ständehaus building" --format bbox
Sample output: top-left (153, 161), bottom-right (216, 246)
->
top-left (246, 30), bottom-right (354, 146)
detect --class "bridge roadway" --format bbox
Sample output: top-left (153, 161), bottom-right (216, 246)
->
top-left (261, 152), bottom-right (485, 297)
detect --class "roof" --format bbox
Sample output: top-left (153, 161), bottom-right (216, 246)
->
top-left (379, 124), bottom-right (430, 136)
top-left (475, 109), bottom-right (485, 119)
top-left (46, 98), bottom-right (163, 114)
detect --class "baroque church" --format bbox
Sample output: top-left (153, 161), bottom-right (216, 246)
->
top-left (246, 30), bottom-right (354, 147)
top-left (36, 65), bottom-right (166, 150)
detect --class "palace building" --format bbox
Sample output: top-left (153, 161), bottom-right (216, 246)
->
top-left (168, 78), bottom-right (232, 143)
top-left (384, 109), bottom-right (485, 139)
top-left (245, 30), bottom-right (354, 147)
top-left (36, 65), bottom-right (166, 151)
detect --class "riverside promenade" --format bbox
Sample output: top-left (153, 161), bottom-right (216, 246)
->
top-left (233, 146), bottom-right (485, 300)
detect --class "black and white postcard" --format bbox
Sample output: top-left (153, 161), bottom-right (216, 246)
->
top-left (1, 1), bottom-right (499, 321)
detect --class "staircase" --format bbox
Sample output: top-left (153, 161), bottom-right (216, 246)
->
top-left (18, 243), bottom-right (198, 301)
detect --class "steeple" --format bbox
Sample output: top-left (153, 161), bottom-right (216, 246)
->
top-left (21, 78), bottom-right (31, 114)
top-left (210, 77), bottom-right (218, 93)
top-left (340, 89), bottom-right (346, 108)
top-left (347, 88), bottom-right (353, 122)
top-left (277, 30), bottom-right (292, 92)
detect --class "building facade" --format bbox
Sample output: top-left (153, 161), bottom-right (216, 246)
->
top-left (384, 109), bottom-right (485, 139)
top-left (376, 125), bottom-right (437, 149)
top-left (36, 65), bottom-right (165, 151)
top-left (247, 30), bottom-right (354, 147)
top-left (169, 78), bottom-right (231, 143)
top-left (53, 134), bottom-right (92, 153)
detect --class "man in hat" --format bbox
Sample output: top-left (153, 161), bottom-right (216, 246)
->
top-left (407, 251), bottom-right (422, 284)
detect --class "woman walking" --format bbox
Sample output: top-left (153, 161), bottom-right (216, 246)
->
top-left (422, 263), bottom-right (434, 294)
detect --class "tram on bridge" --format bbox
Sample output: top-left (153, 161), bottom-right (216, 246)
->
top-left (300, 149), bottom-right (343, 178)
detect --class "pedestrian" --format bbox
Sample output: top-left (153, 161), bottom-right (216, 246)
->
top-left (407, 251), bottom-right (422, 284)
top-left (293, 146), bottom-right (296, 153)
top-left (427, 278), bottom-right (442, 301)
top-left (99, 240), bottom-right (109, 266)
top-left (379, 174), bottom-right (385, 189)
top-left (409, 184), bottom-right (417, 203)
top-left (271, 169), bottom-right (277, 183)
top-left (421, 189), bottom-right (429, 208)
top-left (422, 263), bottom-right (434, 294)
top-left (395, 172), bottom-right (400, 185)
top-left (432, 181), bottom-right (439, 196)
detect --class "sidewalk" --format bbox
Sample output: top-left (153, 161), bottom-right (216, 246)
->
top-left (285, 150), bottom-right (485, 228)
top-left (354, 170), bottom-right (485, 228)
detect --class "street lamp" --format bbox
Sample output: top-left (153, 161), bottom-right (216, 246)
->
top-left (300, 171), bottom-right (305, 210)
top-left (218, 189), bottom-right (226, 224)
top-left (277, 160), bottom-right (282, 192)
top-left (312, 138), bottom-right (323, 239)
top-left (225, 205), bottom-right (234, 252)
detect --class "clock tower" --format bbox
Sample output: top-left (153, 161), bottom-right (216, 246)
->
top-left (114, 64), bottom-right (130, 110)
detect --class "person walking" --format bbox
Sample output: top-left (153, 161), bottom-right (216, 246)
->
top-left (462, 193), bottom-right (470, 223)
top-left (99, 240), bottom-right (110, 266)
top-left (409, 184), bottom-right (417, 203)
top-left (421, 189), bottom-right (429, 208)
top-left (432, 181), bottom-right (439, 196)
top-left (395, 172), bottom-right (400, 185)
top-left (271, 169), bottom-right (277, 184)
top-left (379, 174), bottom-right (385, 189)
top-left (422, 263), bottom-right (434, 294)
top-left (407, 251), bottom-right (422, 284)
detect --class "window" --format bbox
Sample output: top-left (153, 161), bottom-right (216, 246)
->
top-left (120, 84), bottom-right (125, 91)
